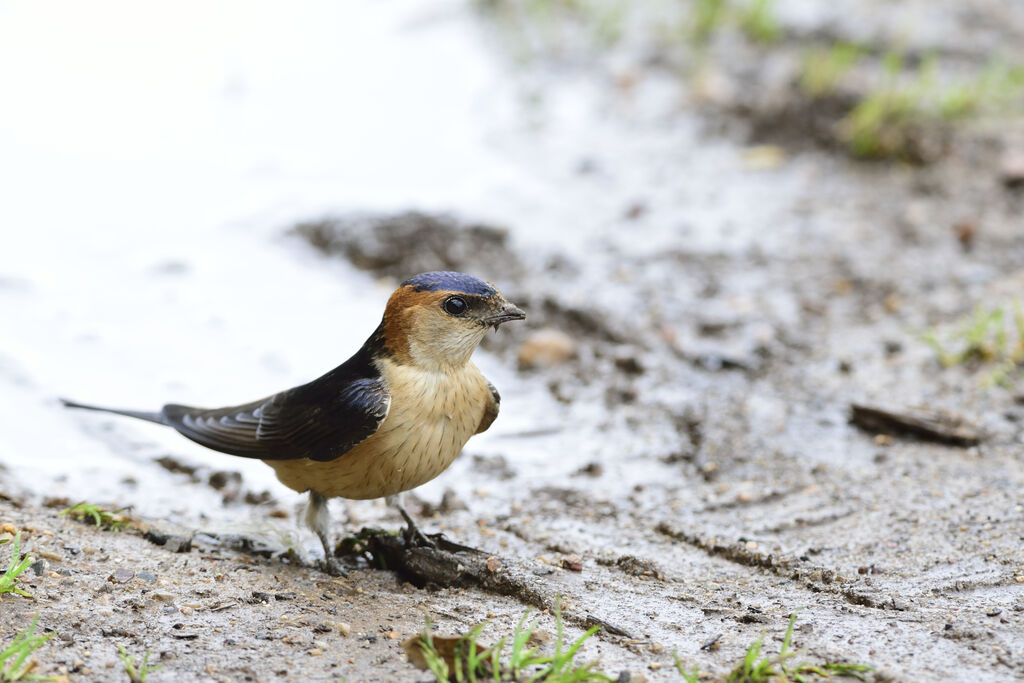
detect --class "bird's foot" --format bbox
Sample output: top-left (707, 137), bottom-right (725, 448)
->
top-left (319, 556), bottom-right (348, 577)
top-left (400, 521), bottom-right (437, 549)
top-left (389, 497), bottom-right (438, 549)
top-left (397, 524), bottom-right (484, 553)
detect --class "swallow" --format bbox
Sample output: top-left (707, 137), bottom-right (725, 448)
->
top-left (62, 271), bottom-right (526, 574)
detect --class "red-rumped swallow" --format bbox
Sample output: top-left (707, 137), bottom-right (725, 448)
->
top-left (62, 271), bottom-right (526, 574)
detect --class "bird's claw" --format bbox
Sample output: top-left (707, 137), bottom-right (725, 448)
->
top-left (392, 499), bottom-right (437, 549)
top-left (401, 523), bottom-right (437, 549)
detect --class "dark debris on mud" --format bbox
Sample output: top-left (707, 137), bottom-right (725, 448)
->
top-left (294, 212), bottom-right (527, 285)
top-left (849, 402), bottom-right (984, 447)
top-left (359, 531), bottom-right (634, 638)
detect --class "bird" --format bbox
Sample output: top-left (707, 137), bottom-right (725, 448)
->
top-left (61, 271), bottom-right (526, 574)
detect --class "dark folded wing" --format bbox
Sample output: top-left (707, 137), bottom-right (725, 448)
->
top-left (475, 380), bottom-right (500, 435)
top-left (161, 377), bottom-right (390, 462)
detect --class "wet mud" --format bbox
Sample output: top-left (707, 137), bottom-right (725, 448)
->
top-left (4, 1), bottom-right (1024, 682)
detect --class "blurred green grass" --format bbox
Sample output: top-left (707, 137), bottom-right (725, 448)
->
top-left (475, 0), bottom-right (1024, 161)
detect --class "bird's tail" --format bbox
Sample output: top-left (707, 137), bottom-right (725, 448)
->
top-left (60, 398), bottom-right (167, 425)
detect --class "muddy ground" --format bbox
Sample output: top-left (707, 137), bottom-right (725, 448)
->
top-left (3, 1), bottom-right (1024, 682)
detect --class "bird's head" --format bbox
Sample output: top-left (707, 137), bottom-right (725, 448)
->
top-left (380, 271), bottom-right (526, 369)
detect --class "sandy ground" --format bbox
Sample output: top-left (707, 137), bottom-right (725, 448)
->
top-left (3, 1), bottom-right (1024, 682)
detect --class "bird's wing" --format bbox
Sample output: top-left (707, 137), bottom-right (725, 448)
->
top-left (475, 380), bottom-right (500, 435)
top-left (162, 377), bottom-right (391, 462)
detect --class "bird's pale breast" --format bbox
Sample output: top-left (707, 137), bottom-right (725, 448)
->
top-left (265, 358), bottom-right (491, 499)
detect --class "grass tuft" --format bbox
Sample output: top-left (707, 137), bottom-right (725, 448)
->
top-left (674, 612), bottom-right (873, 682)
top-left (60, 502), bottom-right (137, 532)
top-left (410, 599), bottom-right (611, 682)
top-left (117, 645), bottom-right (162, 683)
top-left (799, 43), bottom-right (864, 98)
top-left (0, 614), bottom-right (53, 681)
top-left (837, 54), bottom-right (1024, 160)
top-left (0, 533), bottom-right (33, 599)
top-left (924, 301), bottom-right (1024, 386)
top-left (737, 0), bottom-right (780, 44)
top-left (477, 1), bottom-right (1024, 163)
top-left (673, 651), bottom-right (700, 682)
top-left (690, 0), bottom-right (727, 43)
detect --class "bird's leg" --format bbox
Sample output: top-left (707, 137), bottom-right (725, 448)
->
top-left (306, 491), bottom-right (346, 576)
top-left (385, 494), bottom-right (436, 548)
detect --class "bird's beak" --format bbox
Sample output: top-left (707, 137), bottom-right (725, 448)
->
top-left (483, 303), bottom-right (526, 330)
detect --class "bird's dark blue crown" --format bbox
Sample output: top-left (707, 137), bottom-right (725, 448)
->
top-left (402, 271), bottom-right (496, 297)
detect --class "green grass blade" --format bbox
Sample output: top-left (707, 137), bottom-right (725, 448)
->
top-left (0, 533), bottom-right (34, 598)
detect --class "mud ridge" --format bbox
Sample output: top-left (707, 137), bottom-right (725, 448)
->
top-left (756, 507), bottom-right (856, 535)
top-left (656, 521), bottom-right (908, 611)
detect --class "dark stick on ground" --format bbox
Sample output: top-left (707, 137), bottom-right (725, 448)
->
top-left (849, 403), bottom-right (983, 447)
top-left (365, 531), bottom-right (635, 639)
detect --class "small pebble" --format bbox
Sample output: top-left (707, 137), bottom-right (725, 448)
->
top-left (109, 569), bottom-right (135, 584)
top-left (439, 488), bottom-right (469, 512)
top-left (208, 471), bottom-right (240, 490)
top-left (623, 201), bottom-right (647, 220)
top-left (742, 144), bottom-right (785, 170)
top-left (1000, 153), bottom-right (1024, 188)
top-left (517, 329), bottom-right (577, 370)
top-left (953, 221), bottom-right (976, 251)
top-left (562, 554), bottom-right (583, 572)
top-left (137, 570), bottom-right (157, 583)
top-left (613, 355), bottom-right (644, 374)
top-left (145, 528), bottom-right (193, 553)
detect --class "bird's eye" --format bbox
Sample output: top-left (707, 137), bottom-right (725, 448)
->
top-left (443, 296), bottom-right (468, 316)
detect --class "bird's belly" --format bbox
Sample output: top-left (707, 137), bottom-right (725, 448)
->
top-left (265, 366), bottom-right (489, 499)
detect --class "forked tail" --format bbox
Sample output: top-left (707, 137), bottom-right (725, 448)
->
top-left (60, 398), bottom-right (167, 425)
